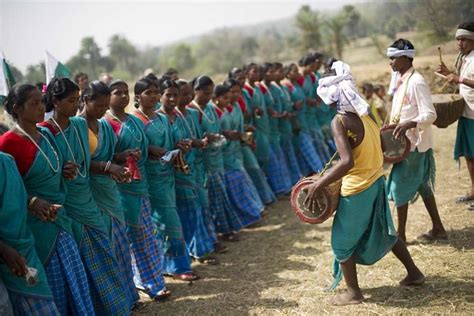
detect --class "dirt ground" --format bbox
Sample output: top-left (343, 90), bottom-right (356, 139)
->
top-left (136, 122), bottom-right (474, 315)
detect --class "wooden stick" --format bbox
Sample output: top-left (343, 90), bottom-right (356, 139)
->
top-left (438, 46), bottom-right (443, 64)
top-left (434, 72), bottom-right (447, 79)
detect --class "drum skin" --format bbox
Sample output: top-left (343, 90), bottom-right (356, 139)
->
top-left (380, 124), bottom-right (411, 164)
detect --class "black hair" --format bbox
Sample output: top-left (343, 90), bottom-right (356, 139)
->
top-left (108, 79), bottom-right (128, 91)
top-left (298, 53), bottom-right (316, 66)
top-left (44, 77), bottom-right (80, 112)
top-left (373, 84), bottom-right (385, 92)
top-left (74, 72), bottom-right (88, 84)
top-left (390, 38), bottom-right (415, 51)
top-left (190, 75), bottom-right (214, 91)
top-left (260, 62), bottom-right (273, 75)
top-left (311, 52), bottom-right (324, 61)
top-left (244, 63), bottom-right (258, 72)
top-left (273, 62), bottom-right (283, 69)
top-left (325, 57), bottom-right (338, 69)
top-left (283, 63), bottom-right (297, 75)
top-left (164, 68), bottom-right (178, 76)
top-left (228, 67), bottom-right (244, 79)
top-left (175, 79), bottom-right (189, 88)
top-left (361, 83), bottom-right (374, 93)
top-left (0, 122), bottom-right (9, 135)
top-left (223, 78), bottom-right (240, 89)
top-left (458, 22), bottom-right (474, 32)
top-left (213, 84), bottom-right (230, 98)
top-left (134, 78), bottom-right (158, 108)
top-left (81, 80), bottom-right (111, 104)
top-left (159, 78), bottom-right (179, 94)
top-left (4, 84), bottom-right (38, 119)
top-left (145, 73), bottom-right (158, 81)
top-left (35, 82), bottom-right (45, 92)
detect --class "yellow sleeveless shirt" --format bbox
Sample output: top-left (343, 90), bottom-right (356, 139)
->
top-left (341, 115), bottom-right (384, 196)
top-left (88, 128), bottom-right (98, 155)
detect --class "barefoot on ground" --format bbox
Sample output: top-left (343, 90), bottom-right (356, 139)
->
top-left (399, 273), bottom-right (426, 286)
top-left (329, 291), bottom-right (365, 306)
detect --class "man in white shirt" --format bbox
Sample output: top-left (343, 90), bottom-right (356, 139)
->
top-left (438, 22), bottom-right (474, 210)
top-left (386, 39), bottom-right (447, 242)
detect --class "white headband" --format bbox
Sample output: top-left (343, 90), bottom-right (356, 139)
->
top-left (386, 47), bottom-right (415, 58)
top-left (455, 28), bottom-right (474, 41)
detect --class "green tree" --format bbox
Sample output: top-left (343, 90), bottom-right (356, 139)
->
top-left (66, 37), bottom-right (114, 79)
top-left (342, 5), bottom-right (361, 40)
top-left (326, 14), bottom-right (348, 60)
top-left (24, 63), bottom-right (46, 84)
top-left (168, 43), bottom-right (195, 71)
top-left (295, 5), bottom-right (322, 53)
top-left (109, 34), bottom-right (138, 75)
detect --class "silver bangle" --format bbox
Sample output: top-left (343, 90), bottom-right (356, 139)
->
top-left (104, 161), bottom-right (112, 172)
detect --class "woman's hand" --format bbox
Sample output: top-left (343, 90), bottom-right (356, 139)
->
top-left (205, 133), bottom-right (221, 142)
top-left (115, 149), bottom-right (141, 163)
top-left (244, 125), bottom-right (256, 132)
top-left (0, 243), bottom-right (28, 276)
top-left (108, 164), bottom-right (132, 183)
top-left (293, 100), bottom-right (304, 111)
top-left (176, 140), bottom-right (192, 153)
top-left (28, 198), bottom-right (60, 222)
top-left (149, 146), bottom-right (167, 160)
top-left (62, 161), bottom-right (79, 180)
top-left (192, 138), bottom-right (208, 149)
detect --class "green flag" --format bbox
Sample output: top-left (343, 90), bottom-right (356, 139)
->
top-left (0, 52), bottom-right (16, 105)
top-left (45, 51), bottom-right (72, 84)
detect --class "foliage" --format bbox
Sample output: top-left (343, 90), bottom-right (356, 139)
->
top-left (294, 5), bottom-right (322, 54)
top-left (21, 0), bottom-right (467, 83)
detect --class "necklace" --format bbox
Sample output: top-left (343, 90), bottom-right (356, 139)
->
top-left (15, 124), bottom-right (60, 173)
top-left (137, 108), bottom-right (164, 133)
top-left (50, 117), bottom-right (87, 178)
top-left (107, 110), bottom-right (143, 142)
top-left (175, 108), bottom-right (196, 138)
top-left (191, 100), bottom-right (215, 124)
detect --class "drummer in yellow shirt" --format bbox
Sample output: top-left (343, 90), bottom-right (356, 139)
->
top-left (305, 61), bottom-right (424, 306)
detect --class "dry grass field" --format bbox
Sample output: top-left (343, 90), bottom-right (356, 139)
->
top-left (136, 45), bottom-right (474, 314)
top-left (137, 116), bottom-right (474, 315)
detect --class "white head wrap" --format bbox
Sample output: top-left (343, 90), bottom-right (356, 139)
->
top-left (455, 28), bottom-right (474, 41)
top-left (316, 61), bottom-right (369, 117)
top-left (386, 47), bottom-right (416, 59)
top-left (386, 45), bottom-right (416, 95)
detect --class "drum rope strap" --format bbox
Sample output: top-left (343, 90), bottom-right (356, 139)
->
top-left (391, 69), bottom-right (416, 125)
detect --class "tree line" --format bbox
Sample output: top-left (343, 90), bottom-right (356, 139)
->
top-left (10, 0), bottom-right (472, 84)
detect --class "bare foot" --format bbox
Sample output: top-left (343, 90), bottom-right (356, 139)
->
top-left (328, 291), bottom-right (365, 306)
top-left (399, 273), bottom-right (425, 286)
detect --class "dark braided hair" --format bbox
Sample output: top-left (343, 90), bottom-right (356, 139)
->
top-left (44, 77), bottom-right (79, 112)
top-left (4, 84), bottom-right (38, 119)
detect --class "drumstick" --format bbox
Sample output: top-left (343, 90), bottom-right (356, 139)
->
top-left (438, 46), bottom-right (443, 64)
top-left (434, 72), bottom-right (447, 79)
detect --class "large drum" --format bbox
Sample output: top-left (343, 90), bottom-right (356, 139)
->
top-left (290, 175), bottom-right (342, 224)
top-left (380, 124), bottom-right (411, 164)
top-left (431, 94), bottom-right (465, 128)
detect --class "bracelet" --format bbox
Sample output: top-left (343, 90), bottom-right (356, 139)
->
top-left (104, 161), bottom-right (112, 172)
top-left (28, 196), bottom-right (38, 209)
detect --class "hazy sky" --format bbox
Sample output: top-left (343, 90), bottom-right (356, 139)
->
top-left (1, 0), bottom-right (364, 72)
